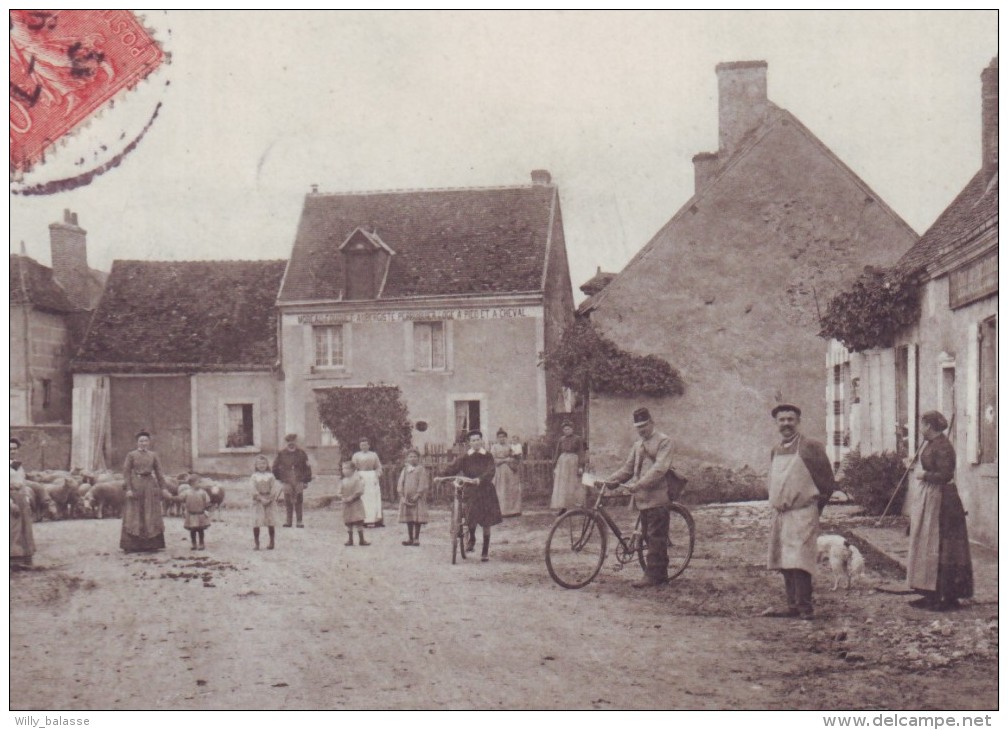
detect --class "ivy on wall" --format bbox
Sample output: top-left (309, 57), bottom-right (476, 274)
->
top-left (315, 384), bottom-right (412, 463)
top-left (543, 320), bottom-right (685, 397)
top-left (818, 267), bottom-right (921, 353)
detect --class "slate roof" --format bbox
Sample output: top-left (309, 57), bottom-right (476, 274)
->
top-left (897, 170), bottom-right (998, 273)
top-left (278, 185), bottom-right (557, 302)
top-left (73, 260), bottom-right (287, 373)
top-left (10, 254), bottom-right (77, 312)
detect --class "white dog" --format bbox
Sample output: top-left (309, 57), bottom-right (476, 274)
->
top-left (816, 534), bottom-right (865, 591)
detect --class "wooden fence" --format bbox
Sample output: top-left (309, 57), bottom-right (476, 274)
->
top-left (378, 443), bottom-right (554, 504)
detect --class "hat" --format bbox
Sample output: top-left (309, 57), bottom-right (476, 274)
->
top-left (632, 407), bottom-right (652, 427)
top-left (560, 420), bottom-right (574, 429)
top-left (135, 430), bottom-right (151, 440)
top-left (496, 428), bottom-right (508, 437)
top-left (921, 410), bottom-right (949, 433)
top-left (467, 429), bottom-right (483, 439)
top-left (771, 404), bottom-right (801, 418)
top-left (284, 433), bottom-right (299, 443)
top-left (9, 437), bottom-right (21, 448)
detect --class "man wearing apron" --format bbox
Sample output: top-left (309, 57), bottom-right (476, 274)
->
top-left (762, 404), bottom-right (835, 620)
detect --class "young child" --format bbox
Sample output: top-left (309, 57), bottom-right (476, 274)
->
top-left (397, 448), bottom-right (429, 546)
top-left (251, 455), bottom-right (280, 550)
top-left (340, 461), bottom-right (369, 547)
top-left (510, 435), bottom-right (524, 458)
top-left (184, 479), bottom-right (211, 550)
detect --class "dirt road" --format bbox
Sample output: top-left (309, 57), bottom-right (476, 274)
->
top-left (9, 501), bottom-right (998, 710)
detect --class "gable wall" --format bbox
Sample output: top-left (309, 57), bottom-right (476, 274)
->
top-left (588, 120), bottom-right (918, 472)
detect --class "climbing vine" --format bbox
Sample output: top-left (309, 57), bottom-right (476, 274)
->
top-left (315, 384), bottom-right (412, 462)
top-left (818, 267), bottom-right (921, 352)
top-left (543, 320), bottom-right (685, 397)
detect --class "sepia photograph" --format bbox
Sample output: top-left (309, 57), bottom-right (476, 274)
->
top-left (8, 10), bottom-right (998, 716)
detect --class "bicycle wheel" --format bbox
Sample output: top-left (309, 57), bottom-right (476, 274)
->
top-left (450, 500), bottom-right (461, 565)
top-left (458, 519), bottom-right (468, 561)
top-left (545, 509), bottom-right (607, 589)
top-left (666, 504), bottom-right (695, 580)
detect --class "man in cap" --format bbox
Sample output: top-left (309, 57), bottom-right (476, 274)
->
top-left (272, 433), bottom-right (312, 528)
top-left (604, 407), bottom-right (676, 588)
top-left (762, 404), bottom-right (835, 620)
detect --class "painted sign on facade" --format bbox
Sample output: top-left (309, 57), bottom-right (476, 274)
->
top-left (949, 249), bottom-right (998, 309)
top-left (296, 307), bottom-right (530, 325)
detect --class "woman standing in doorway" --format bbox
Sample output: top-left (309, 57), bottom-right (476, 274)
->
top-left (121, 430), bottom-right (167, 552)
top-left (550, 421), bottom-right (586, 515)
top-left (906, 410), bottom-right (973, 611)
top-left (352, 437), bottom-right (384, 528)
top-left (491, 429), bottom-right (521, 517)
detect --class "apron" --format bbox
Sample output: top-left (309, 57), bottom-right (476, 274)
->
top-left (766, 444), bottom-right (820, 574)
top-left (906, 479), bottom-right (942, 591)
top-left (359, 470), bottom-right (383, 524)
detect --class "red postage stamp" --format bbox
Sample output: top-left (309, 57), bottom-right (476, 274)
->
top-left (9, 10), bottom-right (165, 173)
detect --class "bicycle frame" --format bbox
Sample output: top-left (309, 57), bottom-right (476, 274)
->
top-left (587, 486), bottom-right (642, 557)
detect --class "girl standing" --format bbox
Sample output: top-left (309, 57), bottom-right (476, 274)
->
top-left (251, 455), bottom-right (280, 550)
top-left (397, 449), bottom-right (430, 546)
top-left (184, 481), bottom-right (211, 551)
top-left (491, 429), bottom-right (522, 517)
top-left (352, 438), bottom-right (384, 528)
top-left (341, 461), bottom-right (370, 547)
top-left (551, 421), bottom-right (586, 515)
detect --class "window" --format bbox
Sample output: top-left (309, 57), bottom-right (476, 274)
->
top-left (454, 400), bottom-right (481, 443)
top-left (225, 404), bottom-right (254, 448)
top-left (314, 325), bottom-right (344, 368)
top-left (219, 400), bottom-right (260, 452)
top-left (978, 316), bottom-right (997, 463)
top-left (414, 321), bottom-right (446, 370)
top-left (41, 379), bottom-right (51, 409)
top-left (320, 423), bottom-right (339, 448)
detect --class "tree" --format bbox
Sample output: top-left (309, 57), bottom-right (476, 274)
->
top-left (819, 266), bottom-right (921, 352)
top-left (314, 384), bottom-right (412, 463)
top-left (542, 319), bottom-right (685, 397)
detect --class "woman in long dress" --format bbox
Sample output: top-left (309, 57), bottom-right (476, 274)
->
top-left (121, 431), bottom-right (167, 552)
top-left (491, 429), bottom-right (521, 517)
top-left (442, 430), bottom-right (502, 562)
top-left (550, 421), bottom-right (586, 514)
top-left (352, 437), bottom-right (384, 527)
top-left (906, 410), bottom-right (973, 610)
top-left (10, 437), bottom-right (35, 568)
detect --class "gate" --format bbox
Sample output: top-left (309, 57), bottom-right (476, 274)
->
top-left (110, 376), bottom-right (192, 473)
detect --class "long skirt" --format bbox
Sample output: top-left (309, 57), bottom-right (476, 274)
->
top-left (359, 470), bottom-right (383, 525)
top-left (10, 488), bottom-right (35, 565)
top-left (907, 480), bottom-right (973, 599)
top-left (121, 476), bottom-right (166, 552)
top-left (495, 463), bottom-right (522, 516)
top-left (398, 495), bottom-right (429, 524)
top-left (465, 483), bottom-right (502, 528)
top-left (550, 453), bottom-right (585, 510)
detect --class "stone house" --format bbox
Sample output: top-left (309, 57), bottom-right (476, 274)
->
top-left (71, 260), bottom-right (287, 473)
top-left (827, 58), bottom-right (998, 547)
top-left (580, 61), bottom-right (919, 472)
top-left (277, 171), bottom-right (575, 470)
top-left (10, 210), bottom-right (106, 426)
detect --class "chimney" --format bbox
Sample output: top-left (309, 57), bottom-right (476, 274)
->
top-left (49, 209), bottom-right (90, 310)
top-left (530, 169), bottom-right (552, 186)
top-left (982, 57), bottom-right (998, 182)
top-left (715, 60), bottom-right (769, 157)
top-left (692, 152), bottom-right (720, 193)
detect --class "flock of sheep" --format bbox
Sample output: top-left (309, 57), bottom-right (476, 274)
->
top-left (20, 469), bottom-right (227, 522)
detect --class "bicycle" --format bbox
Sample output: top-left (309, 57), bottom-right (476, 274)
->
top-left (544, 480), bottom-right (695, 589)
top-left (433, 475), bottom-right (479, 564)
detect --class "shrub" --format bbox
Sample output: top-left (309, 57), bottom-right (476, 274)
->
top-left (315, 384), bottom-right (412, 464)
top-left (838, 448), bottom-right (907, 515)
top-left (819, 266), bottom-right (921, 352)
top-left (542, 319), bottom-right (685, 397)
top-left (680, 464), bottom-right (767, 505)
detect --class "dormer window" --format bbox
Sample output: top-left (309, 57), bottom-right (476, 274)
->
top-left (339, 227), bottom-right (395, 300)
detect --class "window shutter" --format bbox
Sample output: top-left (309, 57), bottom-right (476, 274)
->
top-left (445, 319), bottom-right (455, 371)
top-left (303, 325), bottom-right (314, 373)
top-left (403, 321), bottom-right (414, 371)
top-left (343, 324), bottom-right (353, 372)
top-left (907, 344), bottom-right (918, 453)
top-left (966, 322), bottom-right (980, 464)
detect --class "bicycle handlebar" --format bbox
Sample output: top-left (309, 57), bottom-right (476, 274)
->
top-left (433, 475), bottom-right (479, 486)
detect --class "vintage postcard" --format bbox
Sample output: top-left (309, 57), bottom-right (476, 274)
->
top-left (8, 11), bottom-right (998, 717)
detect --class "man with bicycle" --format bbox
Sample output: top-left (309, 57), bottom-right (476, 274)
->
top-left (604, 407), bottom-right (677, 588)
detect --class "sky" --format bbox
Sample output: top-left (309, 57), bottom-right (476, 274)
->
top-left (8, 11), bottom-right (998, 303)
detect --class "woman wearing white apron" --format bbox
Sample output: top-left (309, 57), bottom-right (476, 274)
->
top-left (352, 438), bottom-right (384, 527)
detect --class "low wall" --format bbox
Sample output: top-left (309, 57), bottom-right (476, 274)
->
top-left (11, 425), bottom-right (72, 471)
